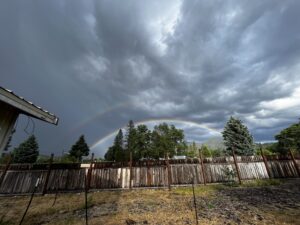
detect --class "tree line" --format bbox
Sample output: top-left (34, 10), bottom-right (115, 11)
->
top-left (104, 120), bottom-right (186, 161)
top-left (1, 135), bottom-right (90, 164)
top-left (1, 117), bottom-right (299, 164)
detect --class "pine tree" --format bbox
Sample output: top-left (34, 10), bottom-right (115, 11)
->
top-left (222, 117), bottom-right (254, 155)
top-left (125, 120), bottom-right (137, 161)
top-left (135, 124), bottom-right (151, 160)
top-left (104, 146), bottom-right (115, 161)
top-left (13, 135), bottom-right (39, 163)
top-left (114, 129), bottom-right (124, 161)
top-left (69, 135), bottom-right (90, 162)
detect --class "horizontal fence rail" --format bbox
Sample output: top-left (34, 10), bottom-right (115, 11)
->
top-left (0, 154), bottom-right (299, 195)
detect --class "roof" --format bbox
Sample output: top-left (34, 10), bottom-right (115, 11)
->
top-left (172, 155), bottom-right (187, 160)
top-left (0, 87), bottom-right (59, 125)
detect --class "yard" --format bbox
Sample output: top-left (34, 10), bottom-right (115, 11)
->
top-left (0, 179), bottom-right (299, 225)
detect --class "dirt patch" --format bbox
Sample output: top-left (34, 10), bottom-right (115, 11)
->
top-left (0, 179), bottom-right (299, 225)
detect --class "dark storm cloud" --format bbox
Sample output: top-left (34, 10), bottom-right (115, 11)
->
top-left (1, 0), bottom-right (300, 156)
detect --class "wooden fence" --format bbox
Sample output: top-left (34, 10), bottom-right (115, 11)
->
top-left (0, 154), bottom-right (299, 195)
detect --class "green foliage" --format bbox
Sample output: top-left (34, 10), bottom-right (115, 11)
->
top-left (36, 155), bottom-right (51, 163)
top-left (150, 123), bottom-right (186, 159)
top-left (105, 121), bottom-right (187, 161)
top-left (124, 120), bottom-right (137, 161)
top-left (199, 145), bottom-right (225, 158)
top-left (254, 142), bottom-right (278, 155)
top-left (69, 135), bottom-right (90, 162)
top-left (222, 167), bottom-right (238, 186)
top-left (60, 154), bottom-right (77, 163)
top-left (135, 125), bottom-right (151, 160)
top-left (201, 145), bottom-right (212, 157)
top-left (222, 116), bottom-right (254, 156)
top-left (186, 142), bottom-right (198, 157)
top-left (275, 119), bottom-right (300, 154)
top-left (0, 154), bottom-right (11, 164)
top-left (242, 179), bottom-right (281, 187)
top-left (13, 135), bottom-right (39, 163)
top-left (104, 129), bottom-right (124, 161)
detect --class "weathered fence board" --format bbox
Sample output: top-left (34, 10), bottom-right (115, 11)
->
top-left (268, 161), bottom-right (298, 178)
top-left (0, 170), bottom-right (47, 194)
top-left (0, 155), bottom-right (299, 194)
top-left (239, 162), bottom-right (269, 180)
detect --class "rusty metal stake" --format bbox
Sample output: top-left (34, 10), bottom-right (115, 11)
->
top-left (19, 178), bottom-right (40, 225)
top-left (85, 171), bottom-right (88, 225)
top-left (198, 148), bottom-right (207, 185)
top-left (191, 175), bottom-right (199, 225)
top-left (129, 151), bottom-right (133, 189)
top-left (165, 154), bottom-right (172, 190)
top-left (43, 153), bottom-right (54, 195)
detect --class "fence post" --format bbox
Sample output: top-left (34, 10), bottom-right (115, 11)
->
top-left (147, 159), bottom-right (151, 186)
top-left (198, 149), bottom-right (206, 185)
top-left (87, 153), bottom-right (94, 190)
top-left (165, 154), bottom-right (172, 191)
top-left (42, 153), bottom-right (54, 195)
top-left (260, 146), bottom-right (271, 178)
top-left (232, 149), bottom-right (242, 184)
top-left (0, 153), bottom-right (12, 188)
top-left (289, 149), bottom-right (300, 177)
top-left (129, 151), bottom-right (133, 189)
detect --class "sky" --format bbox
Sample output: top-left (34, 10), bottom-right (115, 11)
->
top-left (1, 0), bottom-right (300, 157)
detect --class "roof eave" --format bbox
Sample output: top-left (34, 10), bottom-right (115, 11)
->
top-left (0, 87), bottom-right (59, 125)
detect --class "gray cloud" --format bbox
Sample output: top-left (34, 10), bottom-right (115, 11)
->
top-left (1, 0), bottom-right (300, 156)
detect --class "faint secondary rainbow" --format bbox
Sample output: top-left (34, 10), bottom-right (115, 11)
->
top-left (90, 118), bottom-right (221, 150)
top-left (67, 101), bottom-right (131, 135)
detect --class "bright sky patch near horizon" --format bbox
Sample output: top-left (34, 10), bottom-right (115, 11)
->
top-left (1, 0), bottom-right (300, 156)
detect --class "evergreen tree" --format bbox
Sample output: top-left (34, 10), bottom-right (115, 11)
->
top-left (125, 120), bottom-right (137, 161)
top-left (13, 135), bottom-right (39, 163)
top-left (222, 117), bottom-right (254, 155)
top-left (69, 135), bottom-right (90, 161)
top-left (135, 124), bottom-right (151, 160)
top-left (104, 122), bottom-right (187, 160)
top-left (114, 129), bottom-right (125, 161)
top-left (104, 146), bottom-right (115, 161)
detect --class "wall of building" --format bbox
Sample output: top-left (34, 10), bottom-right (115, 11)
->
top-left (0, 101), bottom-right (19, 154)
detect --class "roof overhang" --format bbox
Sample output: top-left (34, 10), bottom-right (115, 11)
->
top-left (0, 87), bottom-right (59, 125)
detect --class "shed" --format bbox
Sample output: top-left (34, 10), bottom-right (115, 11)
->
top-left (0, 87), bottom-right (59, 154)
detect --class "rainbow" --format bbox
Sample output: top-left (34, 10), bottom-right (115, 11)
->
top-left (90, 118), bottom-right (221, 150)
top-left (67, 101), bottom-right (131, 135)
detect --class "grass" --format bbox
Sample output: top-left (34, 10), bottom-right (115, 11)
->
top-left (241, 179), bottom-right (282, 187)
top-left (173, 183), bottom-right (224, 196)
top-left (0, 179), bottom-right (298, 225)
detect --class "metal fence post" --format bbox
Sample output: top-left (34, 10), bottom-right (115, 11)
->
top-left (129, 151), bottom-right (133, 189)
top-left (198, 148), bottom-right (206, 185)
top-left (43, 153), bottom-right (54, 195)
top-left (87, 153), bottom-right (94, 190)
top-left (165, 154), bottom-right (172, 191)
